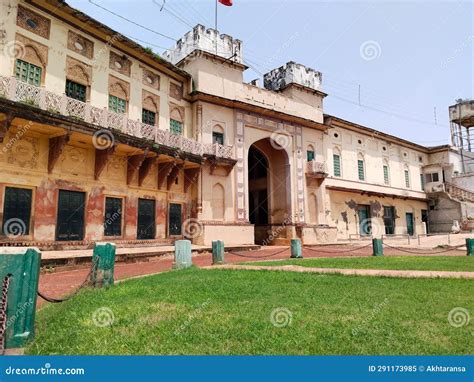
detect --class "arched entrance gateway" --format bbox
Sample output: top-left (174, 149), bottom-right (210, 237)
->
top-left (247, 138), bottom-right (292, 244)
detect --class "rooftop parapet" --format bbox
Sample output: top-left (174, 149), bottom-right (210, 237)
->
top-left (162, 24), bottom-right (243, 65)
top-left (263, 61), bottom-right (322, 93)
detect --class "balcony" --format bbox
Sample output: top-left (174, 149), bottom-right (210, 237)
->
top-left (0, 75), bottom-right (234, 160)
top-left (306, 160), bottom-right (328, 179)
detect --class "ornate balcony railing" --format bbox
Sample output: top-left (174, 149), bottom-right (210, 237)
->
top-left (306, 160), bottom-right (327, 178)
top-left (0, 75), bottom-right (234, 160)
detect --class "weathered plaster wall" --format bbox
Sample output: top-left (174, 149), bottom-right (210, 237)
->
top-left (328, 190), bottom-right (427, 239)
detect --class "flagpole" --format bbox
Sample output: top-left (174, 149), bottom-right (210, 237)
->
top-left (215, 0), bottom-right (218, 54)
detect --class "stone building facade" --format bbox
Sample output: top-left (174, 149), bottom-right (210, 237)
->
top-left (0, 0), bottom-right (470, 250)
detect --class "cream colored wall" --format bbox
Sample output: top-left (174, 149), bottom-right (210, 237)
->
top-left (328, 191), bottom-right (427, 239)
top-left (2, 0), bottom-right (192, 137)
top-left (181, 56), bottom-right (324, 124)
top-left (324, 127), bottom-right (427, 192)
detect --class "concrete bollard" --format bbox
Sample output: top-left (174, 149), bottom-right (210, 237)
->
top-left (212, 240), bottom-right (225, 265)
top-left (372, 238), bottom-right (383, 256)
top-left (290, 238), bottom-right (303, 258)
top-left (0, 247), bottom-right (41, 349)
top-left (91, 242), bottom-right (116, 287)
top-left (173, 240), bottom-right (193, 269)
top-left (467, 238), bottom-right (474, 256)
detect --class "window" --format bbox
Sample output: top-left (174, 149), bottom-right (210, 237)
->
top-left (104, 197), bottom-right (122, 237)
top-left (142, 109), bottom-right (156, 126)
top-left (65, 80), bottom-right (86, 102)
top-left (383, 206), bottom-right (395, 235)
top-left (358, 160), bottom-right (365, 181)
top-left (2, 187), bottom-right (32, 237)
top-left (109, 95), bottom-right (126, 114)
top-left (425, 172), bottom-right (440, 183)
top-left (212, 131), bottom-right (224, 145)
top-left (383, 165), bottom-right (390, 185)
top-left (405, 170), bottom-right (410, 188)
top-left (333, 154), bottom-right (341, 177)
top-left (307, 150), bottom-right (315, 161)
top-left (420, 174), bottom-right (425, 191)
top-left (15, 59), bottom-right (41, 86)
top-left (170, 119), bottom-right (182, 135)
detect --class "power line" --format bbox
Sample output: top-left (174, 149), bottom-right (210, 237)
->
top-left (87, 0), bottom-right (177, 41)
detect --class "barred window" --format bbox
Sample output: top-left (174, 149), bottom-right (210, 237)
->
top-left (333, 154), bottom-right (341, 177)
top-left (109, 95), bottom-right (126, 114)
top-left (15, 59), bottom-right (41, 86)
top-left (170, 119), bottom-right (183, 135)
top-left (142, 109), bottom-right (156, 126)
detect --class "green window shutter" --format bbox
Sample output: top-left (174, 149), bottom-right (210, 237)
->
top-left (109, 95), bottom-right (126, 114)
top-left (333, 154), bottom-right (341, 177)
top-left (383, 165), bottom-right (389, 184)
top-left (405, 170), bottom-right (410, 188)
top-left (170, 119), bottom-right (183, 135)
top-left (15, 59), bottom-right (42, 86)
top-left (212, 132), bottom-right (224, 144)
top-left (65, 80), bottom-right (86, 102)
top-left (142, 109), bottom-right (156, 125)
top-left (307, 150), bottom-right (315, 161)
top-left (358, 160), bottom-right (365, 181)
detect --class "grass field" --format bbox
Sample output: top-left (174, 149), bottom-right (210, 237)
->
top-left (27, 268), bottom-right (473, 355)
top-left (246, 256), bottom-right (474, 272)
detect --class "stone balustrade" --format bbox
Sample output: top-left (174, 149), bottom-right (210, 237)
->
top-left (0, 75), bottom-right (234, 160)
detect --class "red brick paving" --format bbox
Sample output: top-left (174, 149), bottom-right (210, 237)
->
top-left (36, 244), bottom-right (466, 308)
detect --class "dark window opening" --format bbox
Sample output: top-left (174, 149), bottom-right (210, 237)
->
top-left (212, 132), bottom-right (224, 145)
top-left (65, 80), bottom-right (87, 102)
top-left (142, 108), bottom-right (156, 126)
top-left (104, 197), bottom-right (122, 237)
top-left (2, 187), bottom-right (32, 237)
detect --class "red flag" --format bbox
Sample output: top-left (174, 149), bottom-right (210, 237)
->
top-left (218, 0), bottom-right (233, 6)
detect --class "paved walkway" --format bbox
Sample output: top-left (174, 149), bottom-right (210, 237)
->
top-left (205, 264), bottom-right (474, 279)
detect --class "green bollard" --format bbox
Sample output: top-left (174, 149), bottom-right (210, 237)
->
top-left (212, 240), bottom-right (225, 264)
top-left (91, 242), bottom-right (116, 287)
top-left (0, 247), bottom-right (41, 349)
top-left (290, 238), bottom-right (303, 258)
top-left (173, 240), bottom-right (192, 269)
top-left (372, 238), bottom-right (383, 256)
top-left (466, 238), bottom-right (474, 256)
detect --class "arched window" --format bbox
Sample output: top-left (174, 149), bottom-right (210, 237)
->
top-left (212, 124), bottom-right (224, 145)
top-left (108, 78), bottom-right (129, 114)
top-left (333, 147), bottom-right (342, 177)
top-left (357, 153), bottom-right (365, 181)
top-left (306, 144), bottom-right (315, 161)
top-left (404, 165), bottom-right (411, 188)
top-left (170, 107), bottom-right (184, 135)
top-left (142, 92), bottom-right (159, 126)
top-left (383, 159), bottom-right (390, 185)
top-left (211, 183), bottom-right (225, 220)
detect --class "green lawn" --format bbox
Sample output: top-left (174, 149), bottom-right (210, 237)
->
top-left (246, 256), bottom-right (474, 272)
top-left (27, 268), bottom-right (472, 355)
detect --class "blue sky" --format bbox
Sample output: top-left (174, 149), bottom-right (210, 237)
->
top-left (70, 0), bottom-right (473, 146)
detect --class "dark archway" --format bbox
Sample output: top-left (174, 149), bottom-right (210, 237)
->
top-left (247, 138), bottom-right (291, 244)
top-left (248, 146), bottom-right (269, 227)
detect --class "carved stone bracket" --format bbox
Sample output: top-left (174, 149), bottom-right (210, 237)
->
top-left (138, 156), bottom-right (157, 186)
top-left (0, 113), bottom-right (15, 143)
top-left (167, 163), bottom-right (183, 190)
top-left (48, 134), bottom-right (69, 173)
top-left (94, 145), bottom-right (116, 180)
top-left (208, 157), bottom-right (235, 176)
top-left (184, 167), bottom-right (200, 193)
top-left (126, 148), bottom-right (149, 185)
top-left (157, 161), bottom-right (175, 190)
